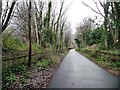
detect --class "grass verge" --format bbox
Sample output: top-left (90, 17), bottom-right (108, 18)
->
top-left (77, 48), bottom-right (120, 78)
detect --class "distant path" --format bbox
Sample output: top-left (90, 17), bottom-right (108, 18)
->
top-left (48, 49), bottom-right (119, 88)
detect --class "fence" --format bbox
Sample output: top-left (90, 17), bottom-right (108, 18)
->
top-left (2, 51), bottom-right (42, 69)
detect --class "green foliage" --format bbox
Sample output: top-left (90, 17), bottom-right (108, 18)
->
top-left (32, 43), bottom-right (42, 53)
top-left (2, 64), bottom-right (28, 88)
top-left (81, 49), bottom-right (120, 70)
top-left (109, 61), bottom-right (120, 68)
top-left (3, 35), bottom-right (44, 54)
top-left (114, 61), bottom-right (120, 68)
top-left (11, 64), bottom-right (27, 73)
top-left (2, 68), bottom-right (16, 86)
top-left (36, 59), bottom-right (49, 69)
top-left (84, 27), bottom-right (103, 46)
top-left (98, 42), bottom-right (106, 50)
top-left (44, 28), bottom-right (56, 45)
top-left (3, 36), bottom-right (27, 51)
top-left (4, 73), bottom-right (16, 84)
top-left (96, 56), bottom-right (105, 62)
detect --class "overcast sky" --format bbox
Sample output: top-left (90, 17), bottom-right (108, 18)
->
top-left (65, 0), bottom-right (104, 34)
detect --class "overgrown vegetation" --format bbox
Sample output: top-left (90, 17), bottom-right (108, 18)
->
top-left (2, 36), bottom-right (27, 51)
top-left (36, 59), bottom-right (50, 69)
top-left (2, 64), bottom-right (27, 88)
top-left (2, 49), bottom-right (65, 89)
top-left (77, 48), bottom-right (120, 77)
top-left (75, 1), bottom-right (120, 50)
top-left (2, 0), bottom-right (120, 89)
top-left (75, 1), bottom-right (120, 77)
top-left (2, 28), bottom-right (67, 88)
top-left (2, 0), bottom-right (71, 88)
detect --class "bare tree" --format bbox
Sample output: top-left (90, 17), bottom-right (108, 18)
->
top-left (34, 12), bottom-right (39, 45)
top-left (13, 2), bottom-right (29, 42)
top-left (2, 0), bottom-right (17, 33)
top-left (76, 17), bottom-right (95, 44)
top-left (63, 22), bottom-right (72, 48)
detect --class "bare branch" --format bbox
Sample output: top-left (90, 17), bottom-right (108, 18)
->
top-left (93, 0), bottom-right (104, 16)
top-left (2, 1), bottom-right (9, 25)
top-left (2, 0), bottom-right (17, 32)
top-left (82, 1), bottom-right (105, 18)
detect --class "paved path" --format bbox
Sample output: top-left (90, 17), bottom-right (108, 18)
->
top-left (48, 49), bottom-right (119, 88)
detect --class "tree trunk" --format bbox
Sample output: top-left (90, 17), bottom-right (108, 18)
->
top-left (34, 13), bottom-right (39, 46)
top-left (103, 2), bottom-right (110, 49)
top-left (114, 2), bottom-right (120, 49)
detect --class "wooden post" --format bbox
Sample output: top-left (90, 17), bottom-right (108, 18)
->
top-left (28, 0), bottom-right (32, 67)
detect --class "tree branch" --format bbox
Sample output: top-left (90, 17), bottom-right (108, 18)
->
top-left (82, 1), bottom-right (105, 18)
top-left (2, 0), bottom-right (17, 32)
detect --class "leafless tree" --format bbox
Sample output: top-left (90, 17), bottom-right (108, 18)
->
top-left (2, 0), bottom-right (17, 33)
top-left (76, 17), bottom-right (95, 45)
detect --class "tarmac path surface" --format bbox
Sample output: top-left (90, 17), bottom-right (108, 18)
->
top-left (48, 49), bottom-right (119, 88)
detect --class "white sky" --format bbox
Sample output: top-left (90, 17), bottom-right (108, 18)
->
top-left (65, 0), bottom-right (104, 34)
